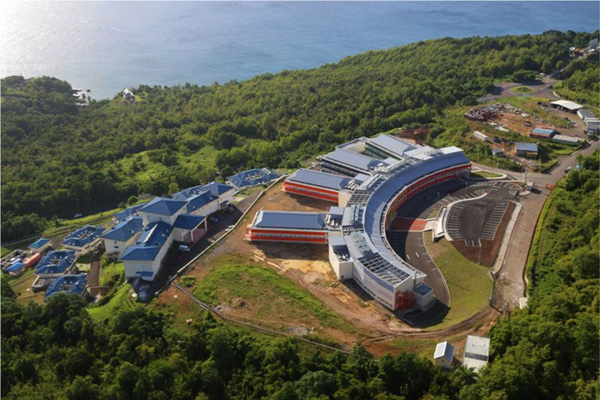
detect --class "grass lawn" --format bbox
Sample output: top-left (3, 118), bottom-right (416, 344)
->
top-left (10, 269), bottom-right (37, 297)
top-left (470, 171), bottom-right (503, 179)
top-left (510, 86), bottom-right (536, 94)
top-left (424, 236), bottom-right (492, 330)
top-left (100, 261), bottom-right (124, 286)
top-left (193, 263), bottom-right (359, 336)
top-left (88, 283), bottom-right (136, 322)
top-left (389, 333), bottom-right (466, 360)
top-left (1, 247), bottom-right (12, 257)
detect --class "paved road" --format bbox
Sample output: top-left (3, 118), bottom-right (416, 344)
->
top-left (473, 140), bottom-right (599, 308)
top-left (477, 81), bottom-right (558, 103)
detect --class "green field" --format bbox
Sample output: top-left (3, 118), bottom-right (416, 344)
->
top-left (424, 236), bottom-right (492, 330)
top-left (510, 86), bottom-right (536, 94)
top-left (194, 263), bottom-right (359, 335)
top-left (470, 171), bottom-right (503, 179)
top-left (1, 247), bottom-right (12, 257)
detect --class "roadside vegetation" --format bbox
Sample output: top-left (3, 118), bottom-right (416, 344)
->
top-left (464, 150), bottom-right (599, 398)
top-left (554, 58), bottom-right (600, 108)
top-left (3, 30), bottom-right (597, 241)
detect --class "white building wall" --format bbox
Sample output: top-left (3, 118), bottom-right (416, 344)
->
top-left (188, 200), bottom-right (220, 217)
top-left (435, 356), bottom-right (453, 370)
top-left (328, 245), bottom-right (353, 280)
top-left (103, 234), bottom-right (139, 258)
top-left (139, 208), bottom-right (185, 226)
top-left (124, 260), bottom-right (154, 280)
top-left (415, 289), bottom-right (435, 310)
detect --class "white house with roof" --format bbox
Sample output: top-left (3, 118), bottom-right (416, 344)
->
top-left (434, 341), bottom-right (455, 369)
top-left (101, 216), bottom-right (143, 257)
top-left (138, 197), bottom-right (188, 226)
top-left (120, 221), bottom-right (173, 281)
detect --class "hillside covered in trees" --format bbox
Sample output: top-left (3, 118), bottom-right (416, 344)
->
top-left (2, 30), bottom-right (598, 241)
top-left (1, 151), bottom-right (598, 399)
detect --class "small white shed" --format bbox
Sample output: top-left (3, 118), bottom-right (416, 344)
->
top-left (434, 341), bottom-right (455, 369)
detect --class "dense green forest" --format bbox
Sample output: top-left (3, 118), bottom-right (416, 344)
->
top-left (2, 30), bottom-right (597, 241)
top-left (2, 151), bottom-right (598, 399)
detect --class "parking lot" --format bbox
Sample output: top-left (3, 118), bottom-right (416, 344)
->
top-left (445, 181), bottom-right (520, 246)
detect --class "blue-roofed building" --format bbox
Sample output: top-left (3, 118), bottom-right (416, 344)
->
top-left (173, 214), bottom-right (207, 243)
top-left (28, 238), bottom-right (51, 253)
top-left (365, 134), bottom-right (416, 160)
top-left (61, 226), bottom-right (105, 252)
top-left (318, 149), bottom-right (392, 176)
top-left (120, 221), bottom-right (174, 281)
top-left (138, 197), bottom-right (188, 226)
top-left (185, 191), bottom-right (220, 216)
top-left (113, 203), bottom-right (145, 223)
top-left (101, 216), bottom-right (144, 257)
top-left (283, 169), bottom-right (356, 204)
top-left (515, 142), bottom-right (538, 158)
top-left (35, 249), bottom-right (77, 287)
top-left (172, 181), bottom-right (234, 200)
top-left (434, 341), bottom-right (455, 369)
top-left (4, 261), bottom-right (26, 275)
top-left (246, 211), bottom-right (328, 244)
top-left (227, 168), bottom-right (281, 189)
top-left (247, 144), bottom-right (471, 313)
top-left (530, 127), bottom-right (555, 139)
top-left (45, 274), bottom-right (87, 299)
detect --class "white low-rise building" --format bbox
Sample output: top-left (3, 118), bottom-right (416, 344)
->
top-left (434, 341), bottom-right (455, 369)
top-left (463, 335), bottom-right (490, 373)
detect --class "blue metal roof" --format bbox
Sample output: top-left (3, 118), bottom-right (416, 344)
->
top-left (61, 225), bottom-right (104, 248)
top-left (173, 181), bottom-right (234, 200)
top-left (368, 134), bottom-right (416, 157)
top-left (320, 149), bottom-right (391, 173)
top-left (113, 203), bottom-right (145, 223)
top-left (36, 250), bottom-right (76, 275)
top-left (286, 169), bottom-right (353, 191)
top-left (120, 245), bottom-right (161, 261)
top-left (515, 142), bottom-right (538, 152)
top-left (45, 274), bottom-right (87, 299)
top-left (136, 221), bottom-right (173, 247)
top-left (28, 238), bottom-right (50, 249)
top-left (227, 168), bottom-right (280, 188)
top-left (253, 211), bottom-right (325, 230)
top-left (174, 214), bottom-right (206, 230)
top-left (200, 181), bottom-right (234, 197)
top-left (101, 216), bottom-right (143, 242)
top-left (120, 220), bottom-right (174, 262)
top-left (138, 197), bottom-right (187, 216)
top-left (532, 128), bottom-right (555, 136)
top-left (185, 191), bottom-right (218, 214)
top-left (5, 261), bottom-right (25, 273)
top-left (359, 151), bottom-right (470, 285)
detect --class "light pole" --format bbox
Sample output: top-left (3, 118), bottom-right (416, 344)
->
top-left (465, 182), bottom-right (468, 196)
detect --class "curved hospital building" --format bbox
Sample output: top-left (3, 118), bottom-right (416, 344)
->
top-left (245, 134), bottom-right (471, 313)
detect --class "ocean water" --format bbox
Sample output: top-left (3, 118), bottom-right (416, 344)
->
top-left (1, 1), bottom-right (598, 99)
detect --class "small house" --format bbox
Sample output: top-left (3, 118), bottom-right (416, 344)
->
top-left (227, 168), bottom-right (281, 189)
top-left (28, 238), bottom-right (51, 253)
top-left (491, 148), bottom-right (504, 157)
top-left (434, 341), bottom-right (455, 369)
top-left (552, 135), bottom-right (582, 145)
top-left (530, 127), bottom-right (555, 139)
top-left (61, 225), bottom-right (105, 253)
top-left (122, 88), bottom-right (135, 101)
top-left (515, 142), bottom-right (538, 159)
top-left (584, 119), bottom-right (600, 135)
top-left (472, 131), bottom-right (490, 142)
